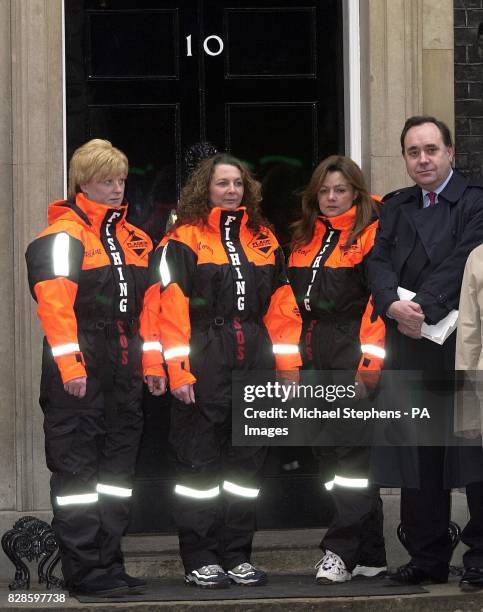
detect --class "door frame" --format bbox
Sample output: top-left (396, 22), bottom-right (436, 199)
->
top-left (343, 0), bottom-right (362, 166)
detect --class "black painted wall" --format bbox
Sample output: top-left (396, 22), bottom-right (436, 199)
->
top-left (454, 0), bottom-right (483, 178)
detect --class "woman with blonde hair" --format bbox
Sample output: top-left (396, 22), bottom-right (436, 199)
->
top-left (26, 139), bottom-right (165, 597)
top-left (141, 153), bottom-right (302, 588)
top-left (288, 155), bottom-right (387, 584)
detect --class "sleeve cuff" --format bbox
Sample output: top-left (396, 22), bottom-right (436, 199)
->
top-left (55, 352), bottom-right (87, 384)
top-left (143, 364), bottom-right (167, 379)
top-left (414, 298), bottom-right (450, 325)
top-left (357, 354), bottom-right (383, 389)
top-left (168, 367), bottom-right (197, 391)
top-left (142, 350), bottom-right (166, 378)
top-left (275, 354), bottom-right (302, 371)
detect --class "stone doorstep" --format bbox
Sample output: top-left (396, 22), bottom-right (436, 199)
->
top-left (122, 489), bottom-right (469, 578)
top-left (123, 529), bottom-right (323, 578)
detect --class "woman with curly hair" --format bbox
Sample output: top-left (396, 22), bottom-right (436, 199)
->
top-left (141, 153), bottom-right (301, 588)
top-left (288, 155), bottom-right (387, 584)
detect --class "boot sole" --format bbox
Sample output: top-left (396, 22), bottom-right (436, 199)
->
top-left (460, 581), bottom-right (483, 592)
top-left (127, 585), bottom-right (147, 594)
top-left (185, 579), bottom-right (230, 589)
top-left (229, 577), bottom-right (268, 586)
top-left (316, 576), bottom-right (351, 584)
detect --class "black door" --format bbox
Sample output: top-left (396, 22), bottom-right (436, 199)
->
top-left (65, 0), bottom-right (344, 533)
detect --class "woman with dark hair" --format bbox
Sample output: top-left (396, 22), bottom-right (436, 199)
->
top-left (288, 155), bottom-right (387, 584)
top-left (141, 153), bottom-right (302, 588)
top-left (25, 139), bottom-right (166, 597)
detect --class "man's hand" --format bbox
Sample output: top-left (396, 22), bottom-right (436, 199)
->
top-left (397, 322), bottom-right (423, 339)
top-left (172, 383), bottom-right (195, 404)
top-left (146, 375), bottom-right (167, 396)
top-left (64, 376), bottom-right (87, 398)
top-left (387, 300), bottom-right (425, 338)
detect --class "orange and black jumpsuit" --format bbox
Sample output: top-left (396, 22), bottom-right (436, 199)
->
top-left (25, 193), bottom-right (152, 590)
top-left (288, 205), bottom-right (386, 570)
top-left (141, 206), bottom-right (301, 572)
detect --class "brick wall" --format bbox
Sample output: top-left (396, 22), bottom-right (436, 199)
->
top-left (454, 0), bottom-right (483, 178)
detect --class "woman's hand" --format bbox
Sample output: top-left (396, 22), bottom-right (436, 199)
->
top-left (64, 376), bottom-right (87, 398)
top-left (353, 379), bottom-right (368, 400)
top-left (354, 370), bottom-right (380, 400)
top-left (146, 375), bottom-right (167, 396)
top-left (172, 383), bottom-right (195, 404)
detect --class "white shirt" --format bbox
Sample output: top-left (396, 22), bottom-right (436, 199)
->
top-left (422, 169), bottom-right (453, 208)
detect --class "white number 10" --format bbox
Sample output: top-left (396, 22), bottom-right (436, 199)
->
top-left (186, 34), bottom-right (224, 57)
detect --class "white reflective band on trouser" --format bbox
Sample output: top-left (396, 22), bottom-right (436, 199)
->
top-left (272, 344), bottom-right (299, 355)
top-left (51, 343), bottom-right (80, 357)
top-left (360, 344), bottom-right (386, 359)
top-left (160, 243), bottom-right (171, 287)
top-left (52, 232), bottom-right (70, 276)
top-left (56, 493), bottom-right (98, 506)
top-left (164, 346), bottom-right (190, 360)
top-left (96, 483), bottom-right (132, 498)
top-left (222, 480), bottom-right (260, 498)
top-left (143, 341), bottom-right (163, 353)
top-left (325, 475), bottom-right (369, 490)
top-left (174, 484), bottom-right (220, 499)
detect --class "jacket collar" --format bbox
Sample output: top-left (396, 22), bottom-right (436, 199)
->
top-left (74, 192), bottom-right (128, 229)
top-left (319, 205), bottom-right (357, 231)
top-left (207, 205), bottom-right (249, 231)
top-left (400, 169), bottom-right (469, 208)
top-left (438, 169), bottom-right (469, 204)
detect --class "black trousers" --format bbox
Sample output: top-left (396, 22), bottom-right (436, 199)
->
top-left (170, 322), bottom-right (273, 573)
top-left (400, 447), bottom-right (451, 579)
top-left (170, 398), bottom-right (267, 573)
top-left (322, 489), bottom-right (386, 571)
top-left (316, 446), bottom-right (386, 571)
top-left (40, 331), bottom-right (144, 589)
top-left (402, 447), bottom-right (483, 576)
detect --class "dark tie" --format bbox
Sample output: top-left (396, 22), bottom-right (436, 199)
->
top-left (428, 191), bottom-right (437, 207)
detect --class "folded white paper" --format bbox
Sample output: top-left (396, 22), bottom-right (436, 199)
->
top-left (397, 286), bottom-right (458, 345)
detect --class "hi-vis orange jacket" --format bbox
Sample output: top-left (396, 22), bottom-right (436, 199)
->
top-left (26, 193), bottom-right (152, 384)
top-left (140, 206), bottom-right (302, 391)
top-left (288, 205), bottom-right (385, 382)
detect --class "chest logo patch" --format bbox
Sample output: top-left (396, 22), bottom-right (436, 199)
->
top-left (126, 232), bottom-right (149, 257)
top-left (340, 240), bottom-right (362, 261)
top-left (248, 232), bottom-right (273, 257)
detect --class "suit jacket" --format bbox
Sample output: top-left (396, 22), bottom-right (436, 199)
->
top-left (369, 170), bottom-right (483, 328)
top-left (367, 170), bottom-right (483, 487)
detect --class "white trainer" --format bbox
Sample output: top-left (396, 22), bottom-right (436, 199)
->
top-left (315, 550), bottom-right (352, 584)
top-left (352, 564), bottom-right (387, 578)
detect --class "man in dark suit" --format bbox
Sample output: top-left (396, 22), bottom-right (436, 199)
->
top-left (368, 115), bottom-right (483, 589)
